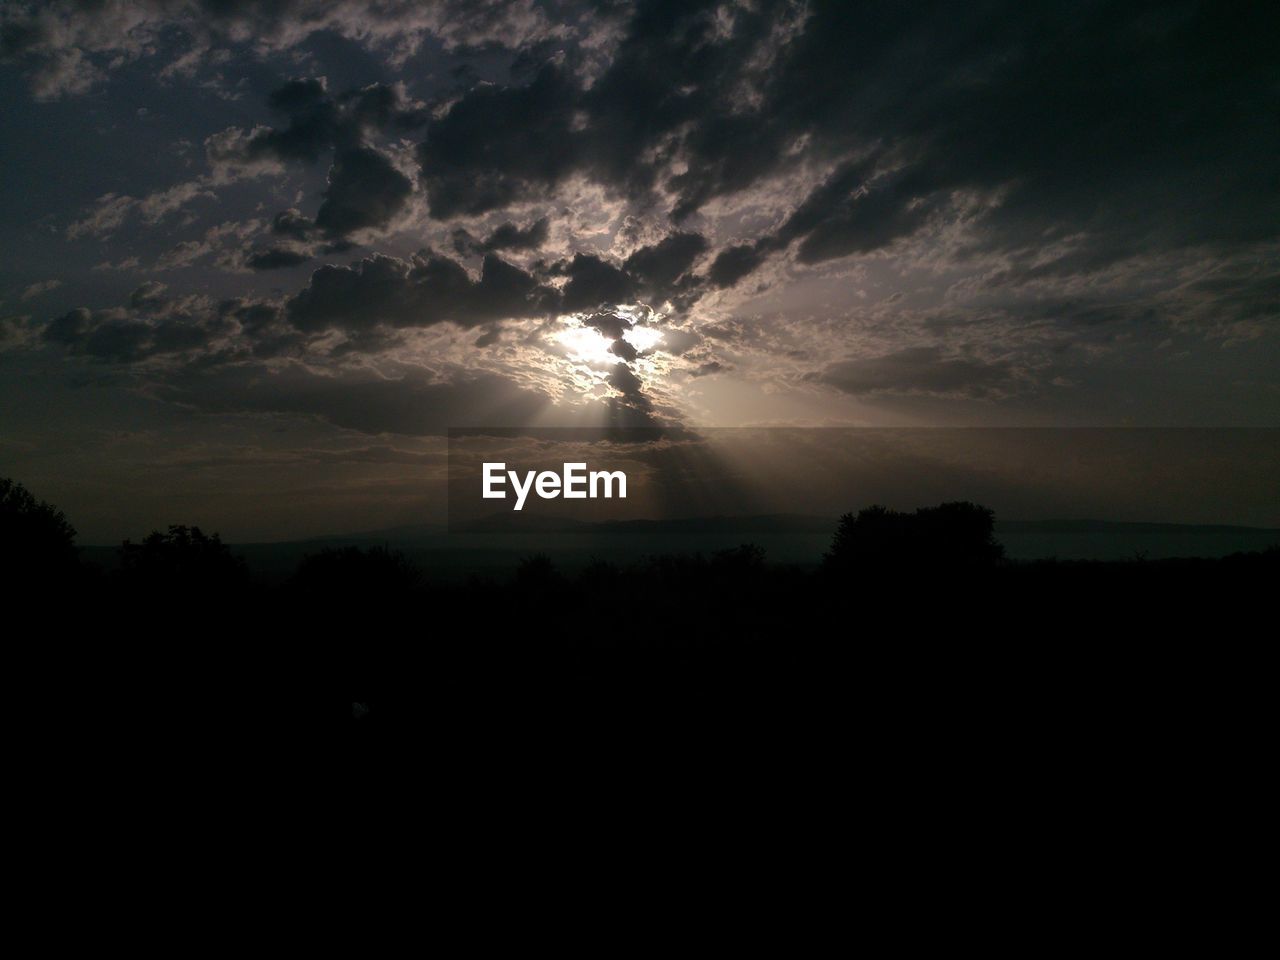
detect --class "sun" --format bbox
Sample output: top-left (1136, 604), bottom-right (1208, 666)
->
top-left (624, 324), bottom-right (663, 353)
top-left (552, 306), bottom-right (667, 364)
top-left (555, 324), bottom-right (617, 366)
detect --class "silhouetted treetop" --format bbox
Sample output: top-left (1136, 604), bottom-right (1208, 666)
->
top-left (118, 525), bottom-right (248, 592)
top-left (515, 553), bottom-right (562, 591)
top-left (825, 501), bottom-right (1004, 573)
top-left (0, 477), bottom-right (79, 582)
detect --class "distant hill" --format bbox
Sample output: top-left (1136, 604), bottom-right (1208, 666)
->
top-left (454, 512), bottom-right (834, 535)
top-left (995, 519), bottom-right (1280, 563)
top-left (998, 519), bottom-right (1280, 536)
top-left (77, 515), bottom-right (1279, 581)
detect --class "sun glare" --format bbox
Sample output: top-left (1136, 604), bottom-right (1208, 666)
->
top-left (623, 324), bottom-right (664, 353)
top-left (553, 306), bottom-right (667, 366)
top-left (547, 304), bottom-right (679, 407)
top-left (555, 324), bottom-right (616, 365)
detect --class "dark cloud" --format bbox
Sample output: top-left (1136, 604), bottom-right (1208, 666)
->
top-left (285, 251), bottom-right (559, 333)
top-left (708, 243), bottom-right (769, 288)
top-left (245, 247), bottom-right (311, 270)
top-left (606, 361), bottom-right (644, 399)
top-left (38, 289), bottom-right (303, 365)
top-left (581, 311), bottom-right (631, 341)
top-left (218, 300), bottom-right (281, 336)
top-left (785, 165), bottom-right (936, 265)
top-left (314, 146), bottom-right (413, 236)
top-left (249, 77), bottom-right (341, 164)
top-left (44, 307), bottom-right (133, 361)
top-left (559, 253), bottom-right (636, 313)
top-left (536, 236), bottom-right (715, 314)
top-left (418, 63), bottom-right (583, 218)
top-left (819, 348), bottom-right (1015, 399)
top-left (246, 77), bottom-right (427, 165)
top-left (445, 226), bottom-right (714, 314)
top-left (13, 3), bottom-right (1280, 284)
top-left (271, 208), bottom-right (316, 240)
top-left (411, 6), bottom-right (793, 220)
top-left (400, 2), bottom-right (1278, 294)
top-left (623, 231), bottom-right (708, 294)
top-left (604, 361), bottom-right (662, 427)
top-left (319, 238), bottom-right (358, 254)
top-left (267, 75), bottom-right (327, 113)
top-left (723, 2), bottom-right (1277, 280)
top-left (473, 326), bottom-right (502, 348)
top-left (708, 162), bottom-right (943, 286)
top-left (657, 328), bottom-right (701, 355)
top-left (205, 77), bottom-right (427, 239)
top-left (610, 338), bottom-right (638, 362)
top-left (42, 301), bottom-right (235, 364)
top-left (582, 1), bottom-right (797, 219)
top-left (451, 216), bottom-right (550, 256)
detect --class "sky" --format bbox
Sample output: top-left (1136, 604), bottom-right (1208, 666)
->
top-left (0, 1), bottom-right (1277, 541)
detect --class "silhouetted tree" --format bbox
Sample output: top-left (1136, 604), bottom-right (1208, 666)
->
top-left (825, 501), bottom-right (1003, 574)
top-left (916, 501), bottom-right (1004, 567)
top-left (118, 525), bottom-right (248, 594)
top-left (711, 543), bottom-right (767, 572)
top-left (515, 553), bottom-right (562, 590)
top-left (708, 543), bottom-right (768, 587)
top-left (579, 558), bottom-right (622, 590)
top-left (0, 477), bottom-right (80, 585)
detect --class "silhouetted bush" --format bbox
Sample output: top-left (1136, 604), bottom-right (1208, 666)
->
top-left (0, 477), bottom-right (81, 587)
top-left (515, 553), bottom-right (563, 590)
top-left (578, 558), bottom-right (623, 590)
top-left (710, 543), bottom-right (767, 574)
top-left (825, 501), bottom-right (1004, 574)
top-left (118, 525), bottom-right (248, 595)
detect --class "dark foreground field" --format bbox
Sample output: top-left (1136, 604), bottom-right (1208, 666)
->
top-left (6, 479), bottom-right (1274, 814)
top-left (39, 532), bottom-right (1280, 778)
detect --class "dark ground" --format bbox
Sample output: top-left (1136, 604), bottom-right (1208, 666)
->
top-left (7, 480), bottom-right (1272, 835)
top-left (93, 546), bottom-right (1274, 782)
top-left (14, 540), bottom-right (1269, 909)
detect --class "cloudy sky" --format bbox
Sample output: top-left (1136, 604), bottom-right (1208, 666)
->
top-left (1, 1), bottom-right (1277, 540)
